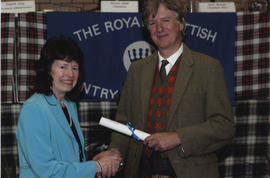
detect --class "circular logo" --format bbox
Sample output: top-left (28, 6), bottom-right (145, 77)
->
top-left (123, 41), bottom-right (153, 71)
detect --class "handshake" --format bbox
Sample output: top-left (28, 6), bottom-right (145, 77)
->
top-left (93, 148), bottom-right (123, 178)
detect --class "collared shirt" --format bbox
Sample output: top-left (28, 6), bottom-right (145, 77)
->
top-left (158, 44), bottom-right (183, 75)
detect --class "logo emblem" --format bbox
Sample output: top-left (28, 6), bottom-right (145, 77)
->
top-left (123, 41), bottom-right (153, 71)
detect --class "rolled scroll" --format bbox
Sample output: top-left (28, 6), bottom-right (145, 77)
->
top-left (99, 117), bottom-right (150, 141)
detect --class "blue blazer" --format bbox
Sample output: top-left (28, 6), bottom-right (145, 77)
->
top-left (16, 93), bottom-right (96, 178)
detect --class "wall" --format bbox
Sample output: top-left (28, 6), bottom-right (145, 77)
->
top-left (1, 0), bottom-right (269, 12)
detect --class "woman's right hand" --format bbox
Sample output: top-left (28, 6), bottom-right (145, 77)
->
top-left (94, 149), bottom-right (122, 178)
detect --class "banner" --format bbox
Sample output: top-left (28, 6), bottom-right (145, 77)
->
top-left (47, 12), bottom-right (235, 105)
top-left (185, 13), bottom-right (236, 105)
top-left (47, 12), bottom-right (153, 101)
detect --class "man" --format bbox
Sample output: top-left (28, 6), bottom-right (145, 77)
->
top-left (94, 0), bottom-right (235, 177)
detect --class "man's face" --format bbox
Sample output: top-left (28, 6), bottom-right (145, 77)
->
top-left (147, 4), bottom-right (184, 54)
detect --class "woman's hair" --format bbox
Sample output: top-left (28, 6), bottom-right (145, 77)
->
top-left (34, 35), bottom-right (84, 101)
top-left (142, 0), bottom-right (186, 38)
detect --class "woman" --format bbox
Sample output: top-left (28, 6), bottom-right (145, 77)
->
top-left (16, 36), bottom-right (121, 178)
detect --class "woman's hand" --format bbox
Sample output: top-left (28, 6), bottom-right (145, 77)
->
top-left (94, 149), bottom-right (122, 178)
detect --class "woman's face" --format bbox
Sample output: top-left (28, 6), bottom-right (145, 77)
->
top-left (50, 59), bottom-right (79, 98)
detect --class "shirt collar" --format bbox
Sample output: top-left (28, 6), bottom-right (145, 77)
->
top-left (158, 44), bottom-right (183, 67)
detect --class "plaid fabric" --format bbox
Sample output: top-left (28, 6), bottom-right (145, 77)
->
top-left (146, 58), bottom-right (181, 134)
top-left (78, 101), bottom-right (118, 159)
top-left (219, 100), bottom-right (270, 178)
top-left (235, 12), bottom-right (270, 100)
top-left (17, 12), bottom-right (47, 103)
top-left (142, 58), bottom-right (180, 177)
top-left (1, 104), bottom-right (22, 177)
top-left (1, 14), bottom-right (16, 103)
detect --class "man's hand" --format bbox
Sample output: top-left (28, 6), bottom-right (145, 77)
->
top-left (144, 132), bottom-right (181, 152)
top-left (93, 148), bottom-right (122, 178)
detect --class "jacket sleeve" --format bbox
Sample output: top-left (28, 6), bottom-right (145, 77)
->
top-left (16, 102), bottom-right (96, 178)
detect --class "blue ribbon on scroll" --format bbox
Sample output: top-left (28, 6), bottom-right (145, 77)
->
top-left (126, 122), bottom-right (141, 141)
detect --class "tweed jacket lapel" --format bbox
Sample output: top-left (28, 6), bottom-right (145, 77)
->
top-left (168, 44), bottom-right (194, 128)
top-left (140, 52), bottom-right (159, 128)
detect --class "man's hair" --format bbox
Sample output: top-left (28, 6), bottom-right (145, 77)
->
top-left (34, 35), bottom-right (84, 102)
top-left (142, 0), bottom-right (186, 37)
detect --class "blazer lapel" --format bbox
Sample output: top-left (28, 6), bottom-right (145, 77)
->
top-left (168, 45), bottom-right (194, 128)
top-left (140, 52), bottom-right (158, 128)
top-left (65, 102), bottom-right (85, 147)
top-left (44, 95), bottom-right (75, 139)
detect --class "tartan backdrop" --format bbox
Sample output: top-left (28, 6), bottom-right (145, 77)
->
top-left (218, 100), bottom-right (270, 178)
top-left (1, 14), bottom-right (16, 103)
top-left (17, 12), bottom-right (47, 103)
top-left (1, 104), bottom-right (21, 177)
top-left (77, 102), bottom-right (118, 159)
top-left (1, 12), bottom-right (270, 177)
top-left (234, 12), bottom-right (270, 100)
